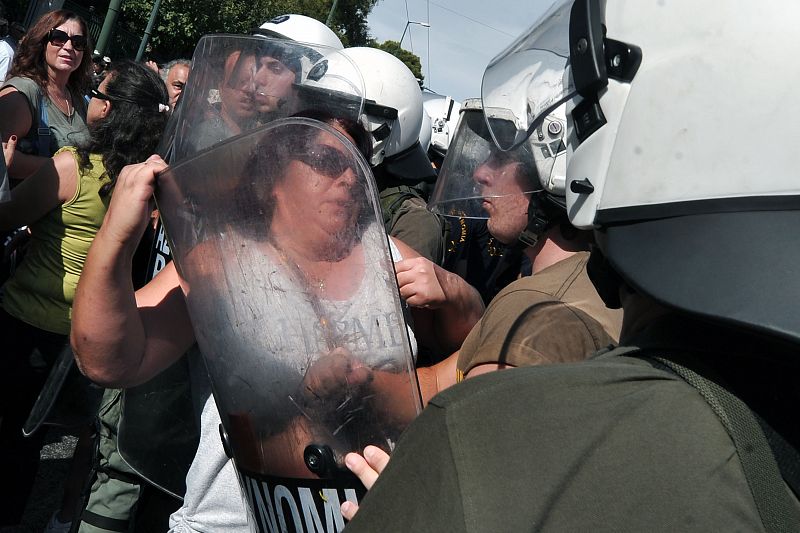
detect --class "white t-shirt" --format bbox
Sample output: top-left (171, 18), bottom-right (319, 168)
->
top-left (170, 226), bottom-right (416, 533)
top-left (0, 38), bottom-right (15, 82)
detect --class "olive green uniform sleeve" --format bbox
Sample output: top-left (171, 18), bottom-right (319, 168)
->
top-left (388, 198), bottom-right (444, 264)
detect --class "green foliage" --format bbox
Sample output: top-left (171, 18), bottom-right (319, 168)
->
top-left (117, 0), bottom-right (379, 60)
top-left (376, 39), bottom-right (423, 84)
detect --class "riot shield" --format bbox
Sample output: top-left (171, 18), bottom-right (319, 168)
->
top-left (118, 35), bottom-right (368, 499)
top-left (160, 34), bottom-right (365, 164)
top-left (22, 344), bottom-right (103, 436)
top-left (155, 118), bottom-right (421, 531)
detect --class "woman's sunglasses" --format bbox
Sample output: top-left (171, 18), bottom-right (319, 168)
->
top-left (90, 88), bottom-right (111, 101)
top-left (48, 28), bottom-right (88, 52)
top-left (293, 145), bottom-right (358, 178)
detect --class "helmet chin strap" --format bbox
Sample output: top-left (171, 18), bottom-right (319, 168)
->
top-left (517, 192), bottom-right (556, 248)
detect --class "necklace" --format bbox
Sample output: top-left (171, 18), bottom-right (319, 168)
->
top-left (47, 86), bottom-right (74, 119)
top-left (269, 239), bottom-right (339, 350)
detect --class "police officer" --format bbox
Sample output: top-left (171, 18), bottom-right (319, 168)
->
top-left (343, 1), bottom-right (800, 530)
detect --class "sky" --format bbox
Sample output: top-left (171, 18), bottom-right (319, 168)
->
top-left (366, 0), bottom-right (557, 103)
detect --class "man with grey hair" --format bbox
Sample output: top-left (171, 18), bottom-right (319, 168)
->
top-left (160, 58), bottom-right (190, 109)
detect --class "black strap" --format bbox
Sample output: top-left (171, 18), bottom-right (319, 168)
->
top-left (650, 355), bottom-right (800, 533)
top-left (80, 510), bottom-right (131, 532)
top-left (36, 91), bottom-right (51, 157)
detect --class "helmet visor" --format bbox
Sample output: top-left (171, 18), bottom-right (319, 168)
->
top-left (428, 104), bottom-right (542, 219)
top-left (481, 0), bottom-right (575, 150)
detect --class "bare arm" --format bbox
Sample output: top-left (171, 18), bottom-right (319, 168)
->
top-left (391, 237), bottom-right (485, 354)
top-left (72, 156), bottom-right (195, 387)
top-left (0, 148), bottom-right (76, 231)
top-left (0, 88), bottom-right (49, 179)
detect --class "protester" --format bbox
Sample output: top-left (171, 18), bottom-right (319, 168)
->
top-left (0, 9), bottom-right (91, 179)
top-left (71, 103), bottom-right (481, 531)
top-left (343, 1), bottom-right (800, 530)
top-left (0, 20), bottom-right (23, 81)
top-left (160, 58), bottom-right (190, 108)
top-left (74, 27), bottom-right (348, 532)
top-left (90, 51), bottom-right (110, 89)
top-left (0, 59), bottom-right (168, 529)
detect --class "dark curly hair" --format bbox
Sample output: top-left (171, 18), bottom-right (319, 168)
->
top-left (77, 60), bottom-right (169, 194)
top-left (7, 10), bottom-right (92, 95)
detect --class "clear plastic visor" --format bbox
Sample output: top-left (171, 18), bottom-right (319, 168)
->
top-left (428, 105), bottom-right (542, 219)
top-left (481, 0), bottom-right (575, 150)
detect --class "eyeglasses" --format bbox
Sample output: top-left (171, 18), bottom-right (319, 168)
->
top-left (90, 88), bottom-right (111, 101)
top-left (48, 29), bottom-right (87, 52)
top-left (293, 145), bottom-right (357, 178)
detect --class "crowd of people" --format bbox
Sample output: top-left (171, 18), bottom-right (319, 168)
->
top-left (1, 1), bottom-right (799, 532)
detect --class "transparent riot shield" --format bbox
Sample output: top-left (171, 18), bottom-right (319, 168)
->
top-left (160, 34), bottom-right (365, 164)
top-left (118, 34), bottom-right (369, 498)
top-left (155, 118), bottom-right (421, 531)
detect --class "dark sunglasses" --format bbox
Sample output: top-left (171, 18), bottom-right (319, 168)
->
top-left (293, 145), bottom-right (358, 178)
top-left (90, 88), bottom-right (111, 101)
top-left (48, 28), bottom-right (87, 52)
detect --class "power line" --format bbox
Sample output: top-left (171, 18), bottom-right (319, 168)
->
top-left (428, 0), bottom-right (516, 38)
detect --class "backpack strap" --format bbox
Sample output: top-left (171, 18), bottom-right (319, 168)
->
top-left (379, 185), bottom-right (424, 232)
top-left (648, 354), bottom-right (800, 533)
top-left (36, 91), bottom-right (52, 157)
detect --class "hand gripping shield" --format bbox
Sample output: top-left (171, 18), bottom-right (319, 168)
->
top-left (155, 118), bottom-right (422, 532)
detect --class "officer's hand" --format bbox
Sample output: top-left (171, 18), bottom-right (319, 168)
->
top-left (102, 155), bottom-right (167, 247)
top-left (341, 445), bottom-right (391, 520)
top-left (394, 257), bottom-right (447, 309)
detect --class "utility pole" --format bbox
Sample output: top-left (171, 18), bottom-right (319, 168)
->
top-left (136, 0), bottom-right (162, 61)
top-left (325, 0), bottom-right (339, 26)
top-left (95, 0), bottom-right (122, 56)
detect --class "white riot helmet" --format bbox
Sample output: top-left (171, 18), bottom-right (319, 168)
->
top-left (252, 14), bottom-right (344, 50)
top-left (340, 47), bottom-right (432, 181)
top-left (422, 92), bottom-right (461, 162)
top-left (429, 98), bottom-right (566, 247)
top-left (487, 0), bottom-right (800, 346)
top-left (418, 108), bottom-right (432, 153)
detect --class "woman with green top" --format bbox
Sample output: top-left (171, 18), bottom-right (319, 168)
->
top-left (0, 59), bottom-right (169, 527)
top-left (0, 9), bottom-right (92, 179)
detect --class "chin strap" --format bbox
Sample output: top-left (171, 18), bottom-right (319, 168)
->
top-left (517, 192), bottom-right (557, 248)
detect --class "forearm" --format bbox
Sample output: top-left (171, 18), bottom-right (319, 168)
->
top-left (72, 226), bottom-right (147, 387)
top-left (417, 351), bottom-right (459, 406)
top-left (430, 266), bottom-right (484, 352)
top-left (8, 151), bottom-right (48, 180)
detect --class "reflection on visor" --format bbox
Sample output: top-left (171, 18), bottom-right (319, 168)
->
top-left (481, 0), bottom-right (576, 150)
top-left (162, 35), bottom-right (366, 165)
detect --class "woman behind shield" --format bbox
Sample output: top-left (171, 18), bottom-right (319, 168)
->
top-left (197, 116), bottom-right (417, 479)
top-left (71, 112), bottom-right (483, 531)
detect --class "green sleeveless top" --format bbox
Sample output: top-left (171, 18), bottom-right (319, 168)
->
top-left (2, 147), bottom-right (111, 334)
